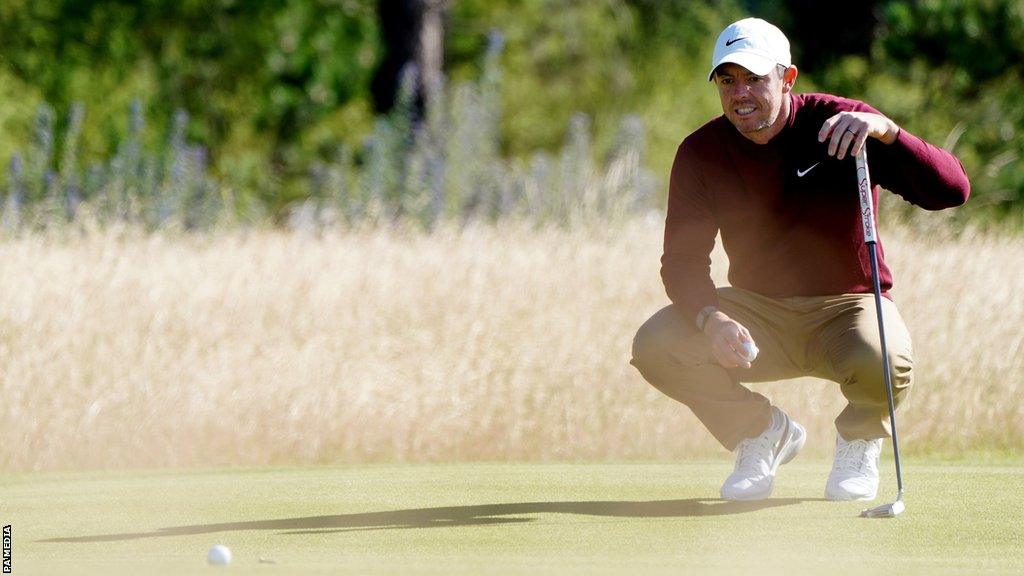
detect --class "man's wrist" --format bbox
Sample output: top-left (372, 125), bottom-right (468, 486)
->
top-left (881, 119), bottom-right (900, 145)
top-left (702, 310), bottom-right (731, 335)
top-left (696, 305), bottom-right (718, 332)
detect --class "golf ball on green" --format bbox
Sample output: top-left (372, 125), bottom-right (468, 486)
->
top-left (207, 545), bottom-right (232, 566)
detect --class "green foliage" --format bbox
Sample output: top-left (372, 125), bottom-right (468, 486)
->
top-left (0, 0), bottom-right (379, 215)
top-left (830, 0), bottom-right (1024, 224)
top-left (298, 40), bottom-right (657, 230)
top-left (447, 0), bottom-right (740, 197)
top-left (449, 0), bottom-right (639, 155)
top-left (2, 45), bottom-right (656, 232)
top-left (1, 0), bottom-right (1024, 226)
top-left (2, 99), bottom-right (231, 232)
top-left (881, 0), bottom-right (1024, 83)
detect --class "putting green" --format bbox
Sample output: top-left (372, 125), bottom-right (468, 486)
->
top-left (5, 460), bottom-right (1022, 575)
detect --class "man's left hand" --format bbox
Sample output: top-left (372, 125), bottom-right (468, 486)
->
top-left (818, 111), bottom-right (900, 161)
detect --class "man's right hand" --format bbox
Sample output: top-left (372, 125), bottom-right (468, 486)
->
top-left (702, 310), bottom-right (757, 369)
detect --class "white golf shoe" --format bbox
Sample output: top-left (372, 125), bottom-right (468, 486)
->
top-left (825, 434), bottom-right (882, 501)
top-left (720, 406), bottom-right (806, 501)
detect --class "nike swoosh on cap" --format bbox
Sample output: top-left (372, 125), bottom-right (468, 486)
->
top-left (725, 37), bottom-right (747, 46)
top-left (796, 162), bottom-right (820, 177)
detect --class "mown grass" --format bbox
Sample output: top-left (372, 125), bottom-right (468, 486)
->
top-left (5, 460), bottom-right (1024, 575)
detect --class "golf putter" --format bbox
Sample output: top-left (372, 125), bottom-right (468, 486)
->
top-left (854, 146), bottom-right (905, 518)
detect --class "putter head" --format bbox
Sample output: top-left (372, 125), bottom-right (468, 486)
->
top-left (860, 495), bottom-right (905, 518)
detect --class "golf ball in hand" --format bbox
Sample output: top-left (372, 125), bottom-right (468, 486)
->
top-left (737, 341), bottom-right (759, 362)
top-left (207, 545), bottom-right (232, 566)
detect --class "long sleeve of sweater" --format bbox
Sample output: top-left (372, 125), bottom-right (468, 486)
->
top-left (661, 141), bottom-right (720, 323)
top-left (871, 128), bottom-right (971, 210)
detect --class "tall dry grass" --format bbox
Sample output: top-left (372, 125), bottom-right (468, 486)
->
top-left (1, 218), bottom-right (1021, 472)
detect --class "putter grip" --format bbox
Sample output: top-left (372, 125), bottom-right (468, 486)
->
top-left (855, 148), bottom-right (876, 244)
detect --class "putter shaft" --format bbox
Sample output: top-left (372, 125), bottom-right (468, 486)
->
top-left (855, 147), bottom-right (906, 517)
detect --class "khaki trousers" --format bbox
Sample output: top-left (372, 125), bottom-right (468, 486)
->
top-left (630, 287), bottom-right (913, 451)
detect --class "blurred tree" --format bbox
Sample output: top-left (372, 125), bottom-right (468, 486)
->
top-left (0, 0), bottom-right (1022, 221)
top-left (447, 0), bottom-right (646, 155)
top-left (880, 0), bottom-right (1024, 84)
top-left (0, 0), bottom-right (380, 212)
top-left (868, 0), bottom-right (1024, 220)
top-left (372, 0), bottom-right (450, 121)
top-left (738, 1), bottom-right (879, 73)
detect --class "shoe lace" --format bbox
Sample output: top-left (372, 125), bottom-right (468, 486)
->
top-left (834, 439), bottom-right (877, 473)
top-left (734, 434), bottom-right (774, 474)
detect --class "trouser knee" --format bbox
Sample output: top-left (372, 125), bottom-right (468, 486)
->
top-left (630, 307), bottom-right (703, 388)
top-left (839, 345), bottom-right (914, 407)
top-left (630, 318), bottom-right (671, 378)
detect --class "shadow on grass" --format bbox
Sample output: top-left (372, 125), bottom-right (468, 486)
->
top-left (43, 498), bottom-right (824, 543)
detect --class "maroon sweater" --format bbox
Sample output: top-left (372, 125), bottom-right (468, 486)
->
top-left (663, 92), bottom-right (970, 321)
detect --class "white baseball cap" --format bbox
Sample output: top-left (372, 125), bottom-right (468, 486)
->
top-left (708, 18), bottom-right (792, 81)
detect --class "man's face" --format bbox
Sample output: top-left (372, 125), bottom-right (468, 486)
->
top-left (713, 63), bottom-right (794, 143)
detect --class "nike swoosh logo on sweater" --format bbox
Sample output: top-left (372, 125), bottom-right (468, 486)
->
top-left (796, 162), bottom-right (820, 177)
